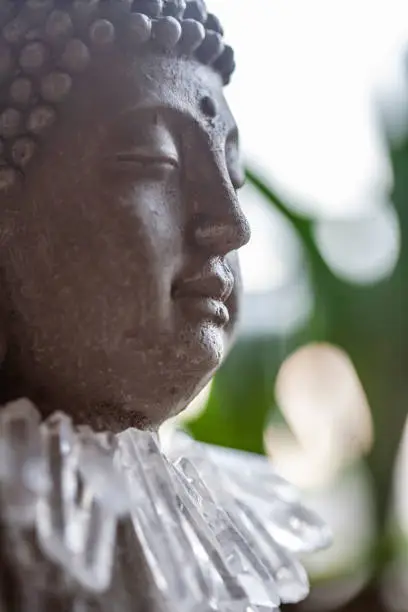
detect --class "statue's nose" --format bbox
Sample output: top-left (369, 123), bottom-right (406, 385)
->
top-left (192, 190), bottom-right (251, 255)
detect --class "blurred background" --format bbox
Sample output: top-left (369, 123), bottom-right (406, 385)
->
top-left (166, 1), bottom-right (408, 610)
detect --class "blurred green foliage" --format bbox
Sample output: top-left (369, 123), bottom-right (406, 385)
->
top-left (188, 119), bottom-right (408, 578)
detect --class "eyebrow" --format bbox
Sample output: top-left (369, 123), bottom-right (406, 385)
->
top-left (115, 103), bottom-right (239, 159)
top-left (116, 104), bottom-right (164, 125)
top-left (111, 105), bottom-right (177, 144)
top-left (120, 102), bottom-right (235, 130)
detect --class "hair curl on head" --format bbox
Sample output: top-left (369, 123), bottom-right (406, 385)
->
top-left (0, 0), bottom-right (235, 192)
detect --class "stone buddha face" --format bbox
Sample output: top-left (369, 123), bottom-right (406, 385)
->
top-left (0, 1), bottom-right (250, 431)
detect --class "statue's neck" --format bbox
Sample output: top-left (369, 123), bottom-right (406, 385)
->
top-left (0, 369), bottom-right (155, 434)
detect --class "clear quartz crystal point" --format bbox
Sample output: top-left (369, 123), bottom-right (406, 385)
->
top-left (260, 497), bottom-right (332, 554)
top-left (36, 413), bottom-right (127, 592)
top-left (167, 431), bottom-right (332, 553)
top-left (163, 431), bottom-right (298, 504)
top-left (206, 444), bottom-right (300, 505)
top-left (232, 500), bottom-right (309, 603)
top-left (117, 428), bottom-right (211, 611)
top-left (168, 462), bottom-right (254, 612)
top-left (0, 405), bottom-right (330, 610)
top-left (70, 430), bottom-right (128, 591)
top-left (174, 457), bottom-right (281, 610)
top-left (36, 411), bottom-right (79, 566)
top-left (164, 430), bottom-right (332, 608)
top-left (77, 429), bottom-right (130, 516)
top-left (0, 398), bottom-right (49, 526)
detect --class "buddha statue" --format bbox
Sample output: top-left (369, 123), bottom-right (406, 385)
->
top-left (0, 0), bottom-right (249, 433)
top-left (0, 2), bottom-right (331, 610)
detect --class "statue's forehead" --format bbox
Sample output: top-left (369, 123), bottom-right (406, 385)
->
top-left (109, 54), bottom-right (236, 136)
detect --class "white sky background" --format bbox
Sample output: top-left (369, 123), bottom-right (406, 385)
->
top-left (207, 0), bottom-right (408, 219)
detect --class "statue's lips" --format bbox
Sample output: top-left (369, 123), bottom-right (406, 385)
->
top-left (172, 266), bottom-right (234, 326)
top-left (178, 296), bottom-right (230, 326)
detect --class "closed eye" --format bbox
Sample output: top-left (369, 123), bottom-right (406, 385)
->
top-left (115, 152), bottom-right (179, 169)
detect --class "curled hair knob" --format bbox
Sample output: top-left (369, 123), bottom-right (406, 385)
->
top-left (179, 18), bottom-right (205, 54)
top-left (183, 0), bottom-right (207, 23)
top-left (41, 71), bottom-right (72, 103)
top-left (89, 19), bottom-right (116, 45)
top-left (195, 30), bottom-right (223, 64)
top-left (11, 136), bottom-right (37, 168)
top-left (19, 41), bottom-right (48, 74)
top-left (134, 1), bottom-right (163, 19)
top-left (60, 38), bottom-right (90, 73)
top-left (45, 10), bottom-right (73, 44)
top-left (205, 13), bottom-right (224, 36)
top-left (127, 13), bottom-right (152, 45)
top-left (3, 17), bottom-right (29, 45)
top-left (153, 16), bottom-right (182, 49)
top-left (162, 0), bottom-right (187, 18)
top-left (26, 104), bottom-right (56, 135)
top-left (213, 44), bottom-right (235, 84)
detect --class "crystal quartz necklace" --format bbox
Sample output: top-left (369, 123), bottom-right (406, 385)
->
top-left (0, 399), bottom-right (332, 611)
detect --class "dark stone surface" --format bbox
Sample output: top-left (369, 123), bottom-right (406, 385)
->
top-left (0, 1), bottom-right (250, 609)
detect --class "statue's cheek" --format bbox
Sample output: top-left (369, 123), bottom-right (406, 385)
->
top-left (103, 174), bottom-right (181, 248)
